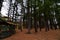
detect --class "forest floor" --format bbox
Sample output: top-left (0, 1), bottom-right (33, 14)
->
top-left (3, 28), bottom-right (60, 40)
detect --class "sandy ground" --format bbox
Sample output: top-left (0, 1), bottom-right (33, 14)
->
top-left (3, 29), bottom-right (60, 40)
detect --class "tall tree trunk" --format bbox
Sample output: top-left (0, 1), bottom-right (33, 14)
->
top-left (26, 0), bottom-right (31, 33)
top-left (33, 0), bottom-right (38, 32)
top-left (15, 1), bottom-right (18, 22)
top-left (44, 0), bottom-right (50, 31)
top-left (8, 0), bottom-right (12, 21)
top-left (19, 0), bottom-right (25, 32)
top-left (12, 2), bottom-right (15, 22)
top-left (38, 0), bottom-right (42, 31)
top-left (30, 0), bottom-right (32, 29)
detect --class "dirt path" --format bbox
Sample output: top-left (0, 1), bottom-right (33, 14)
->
top-left (4, 29), bottom-right (60, 40)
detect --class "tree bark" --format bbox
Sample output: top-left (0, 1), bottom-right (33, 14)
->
top-left (26, 0), bottom-right (31, 34)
